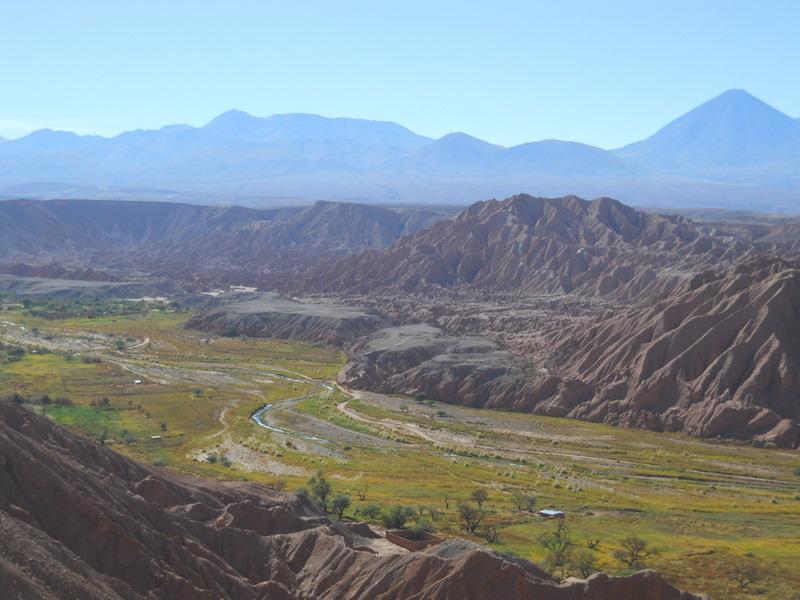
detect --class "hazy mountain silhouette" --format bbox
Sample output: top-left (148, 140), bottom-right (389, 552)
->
top-left (615, 89), bottom-right (800, 183)
top-left (0, 90), bottom-right (798, 208)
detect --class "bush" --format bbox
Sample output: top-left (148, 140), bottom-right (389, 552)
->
top-left (153, 457), bottom-right (167, 467)
top-left (457, 502), bottom-right (484, 533)
top-left (307, 470), bottom-right (332, 513)
top-left (481, 523), bottom-right (500, 544)
top-left (571, 550), bottom-right (598, 578)
top-left (408, 520), bottom-right (433, 540)
top-left (331, 493), bottom-right (351, 519)
top-left (361, 503), bottom-right (382, 519)
top-left (382, 505), bottom-right (415, 529)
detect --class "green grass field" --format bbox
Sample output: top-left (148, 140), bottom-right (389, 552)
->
top-left (1, 303), bottom-right (798, 599)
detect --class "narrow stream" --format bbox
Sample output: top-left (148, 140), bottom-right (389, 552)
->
top-left (249, 372), bottom-right (334, 442)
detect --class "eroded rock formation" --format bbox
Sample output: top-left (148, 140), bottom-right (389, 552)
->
top-left (0, 401), bottom-right (704, 599)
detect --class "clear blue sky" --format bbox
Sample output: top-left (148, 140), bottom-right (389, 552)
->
top-left (1, 0), bottom-right (798, 148)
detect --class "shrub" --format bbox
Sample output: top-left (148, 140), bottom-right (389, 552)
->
top-left (457, 502), bottom-right (484, 533)
top-left (408, 520), bottom-right (433, 540)
top-left (481, 523), bottom-right (500, 544)
top-left (382, 505), bottom-right (415, 529)
top-left (331, 493), bottom-right (351, 519)
top-left (307, 470), bottom-right (332, 513)
top-left (361, 503), bottom-right (382, 519)
top-left (153, 457), bottom-right (167, 467)
top-left (571, 550), bottom-right (598, 578)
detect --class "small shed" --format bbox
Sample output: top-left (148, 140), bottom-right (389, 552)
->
top-left (538, 509), bottom-right (565, 519)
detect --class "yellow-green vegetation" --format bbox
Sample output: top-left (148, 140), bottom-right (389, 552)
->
top-left (1, 300), bottom-right (798, 599)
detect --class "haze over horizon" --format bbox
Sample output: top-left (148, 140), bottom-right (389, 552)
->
top-left (2, 1), bottom-right (799, 147)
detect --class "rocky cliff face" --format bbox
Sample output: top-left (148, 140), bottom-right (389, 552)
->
top-left (0, 402), bottom-right (704, 599)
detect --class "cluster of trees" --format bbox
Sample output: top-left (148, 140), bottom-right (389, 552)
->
top-left (303, 471), bottom-right (352, 519)
top-left (21, 298), bottom-right (153, 320)
top-left (295, 475), bottom-right (669, 582)
top-left (455, 488), bottom-right (536, 545)
top-left (538, 519), bottom-right (659, 579)
top-left (0, 342), bottom-right (25, 364)
top-left (302, 472), bottom-right (438, 531)
top-left (2, 392), bottom-right (72, 406)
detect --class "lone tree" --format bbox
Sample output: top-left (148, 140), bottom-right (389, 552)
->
top-left (356, 485), bottom-right (368, 501)
top-left (510, 491), bottom-right (537, 513)
top-left (470, 489), bottom-right (489, 510)
top-left (307, 470), bottom-right (332, 513)
top-left (331, 493), bottom-right (351, 519)
top-left (457, 502), bottom-right (484, 533)
top-left (571, 550), bottom-right (598, 578)
top-left (613, 535), bottom-right (659, 569)
top-left (539, 520), bottom-right (574, 579)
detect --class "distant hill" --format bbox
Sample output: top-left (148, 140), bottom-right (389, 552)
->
top-left (0, 198), bottom-right (447, 279)
top-left (302, 194), bottom-right (758, 301)
top-left (1, 91), bottom-right (799, 209)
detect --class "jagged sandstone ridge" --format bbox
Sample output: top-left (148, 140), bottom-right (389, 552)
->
top-left (185, 292), bottom-right (386, 347)
top-left (307, 194), bottom-right (754, 302)
top-left (340, 257), bottom-right (800, 448)
top-left (540, 255), bottom-right (800, 447)
top-left (0, 402), bottom-right (703, 599)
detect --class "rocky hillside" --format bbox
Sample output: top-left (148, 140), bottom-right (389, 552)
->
top-left (0, 401), bottom-right (703, 599)
top-left (342, 258), bottom-right (800, 448)
top-left (308, 194), bottom-right (752, 302)
top-left (0, 199), bottom-right (446, 275)
top-left (537, 256), bottom-right (800, 447)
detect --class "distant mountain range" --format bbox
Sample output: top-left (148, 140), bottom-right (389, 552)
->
top-left (1, 90), bottom-right (799, 211)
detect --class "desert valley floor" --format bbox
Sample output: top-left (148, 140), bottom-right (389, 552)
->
top-left (1, 295), bottom-right (798, 599)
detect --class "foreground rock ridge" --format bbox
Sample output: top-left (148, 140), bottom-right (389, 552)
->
top-left (0, 402), bottom-right (703, 599)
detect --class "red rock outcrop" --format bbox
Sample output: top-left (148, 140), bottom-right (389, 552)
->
top-left (538, 255), bottom-right (800, 447)
top-left (306, 194), bottom-right (754, 303)
top-left (0, 401), bottom-right (704, 599)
